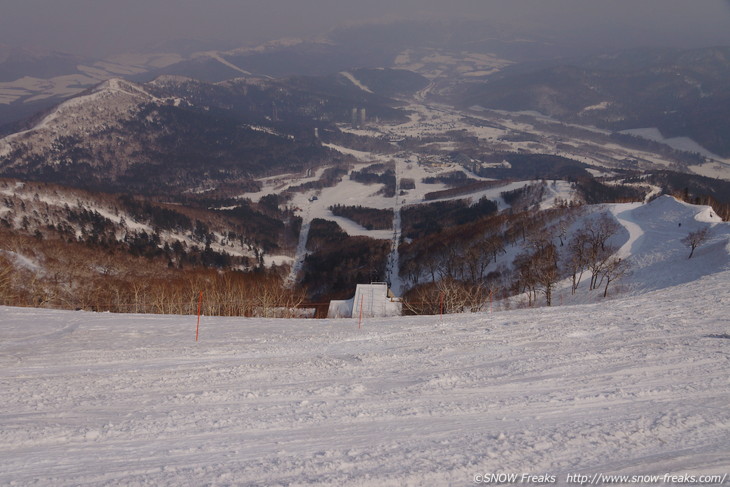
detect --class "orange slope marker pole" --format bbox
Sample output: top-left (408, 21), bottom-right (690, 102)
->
top-left (196, 291), bottom-right (203, 342)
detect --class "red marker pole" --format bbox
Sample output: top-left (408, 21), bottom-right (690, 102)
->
top-left (196, 291), bottom-right (203, 342)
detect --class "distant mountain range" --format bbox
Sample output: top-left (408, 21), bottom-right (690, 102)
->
top-left (0, 69), bottom-right (426, 195)
top-left (3, 21), bottom-right (730, 199)
top-left (2, 28), bottom-right (730, 309)
top-left (0, 20), bottom-right (536, 128)
top-left (5, 20), bottom-right (730, 161)
top-left (0, 46), bottom-right (85, 82)
top-left (459, 47), bottom-right (730, 158)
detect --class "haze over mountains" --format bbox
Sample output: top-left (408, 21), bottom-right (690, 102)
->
top-left (1, 2), bottom-right (730, 305)
top-left (1, 3), bottom-right (730, 484)
top-left (4, 0), bottom-right (730, 57)
top-left (2, 0), bottom-right (730, 123)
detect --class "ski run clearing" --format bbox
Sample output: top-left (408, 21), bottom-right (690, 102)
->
top-left (0, 196), bottom-right (729, 485)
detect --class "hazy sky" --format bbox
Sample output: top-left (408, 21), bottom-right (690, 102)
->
top-left (2, 0), bottom-right (730, 57)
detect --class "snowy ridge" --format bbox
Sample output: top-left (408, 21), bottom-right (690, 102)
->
top-left (0, 180), bottom-right (263, 268)
top-left (0, 78), bottom-right (158, 158)
top-left (33, 78), bottom-right (158, 129)
top-left (608, 196), bottom-right (729, 294)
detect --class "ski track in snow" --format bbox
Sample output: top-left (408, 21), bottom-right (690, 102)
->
top-left (0, 268), bottom-right (728, 485)
top-left (202, 52), bottom-right (252, 76)
top-left (610, 197), bottom-right (730, 294)
top-left (611, 203), bottom-right (645, 258)
top-left (385, 161), bottom-right (404, 296)
top-left (339, 72), bottom-right (373, 94)
top-left (285, 204), bottom-right (312, 287)
top-left (3, 194), bottom-right (730, 487)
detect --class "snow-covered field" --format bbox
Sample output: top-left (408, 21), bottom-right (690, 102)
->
top-left (1, 198), bottom-right (729, 486)
top-left (1, 273), bottom-right (728, 486)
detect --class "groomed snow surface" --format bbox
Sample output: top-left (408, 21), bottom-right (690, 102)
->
top-left (1, 197), bottom-right (729, 486)
top-left (1, 274), bottom-right (728, 486)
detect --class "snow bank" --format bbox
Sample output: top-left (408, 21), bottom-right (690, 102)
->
top-left (328, 283), bottom-right (402, 318)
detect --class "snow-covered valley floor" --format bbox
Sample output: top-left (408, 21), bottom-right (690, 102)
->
top-left (1, 265), bottom-right (729, 485)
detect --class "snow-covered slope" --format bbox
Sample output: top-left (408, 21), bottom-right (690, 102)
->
top-left (0, 196), bottom-right (728, 486)
top-left (0, 179), bottom-right (267, 274)
top-left (0, 269), bottom-right (728, 485)
top-left (0, 78), bottom-right (162, 163)
top-left (610, 196), bottom-right (728, 294)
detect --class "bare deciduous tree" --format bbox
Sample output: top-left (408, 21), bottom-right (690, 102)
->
top-left (435, 278), bottom-right (490, 314)
top-left (681, 227), bottom-right (710, 259)
top-left (513, 251), bottom-right (539, 306)
top-left (403, 278), bottom-right (492, 315)
top-left (533, 242), bottom-right (560, 306)
top-left (0, 254), bottom-right (14, 305)
top-left (484, 234), bottom-right (505, 263)
top-left (599, 257), bottom-right (631, 297)
top-left (567, 212), bottom-right (622, 292)
top-left (567, 228), bottom-right (590, 294)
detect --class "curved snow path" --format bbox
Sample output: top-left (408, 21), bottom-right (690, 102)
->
top-left (610, 203), bottom-right (645, 258)
top-left (608, 196), bottom-right (730, 293)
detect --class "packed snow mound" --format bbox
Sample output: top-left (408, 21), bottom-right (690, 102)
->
top-left (609, 195), bottom-right (729, 294)
top-left (632, 194), bottom-right (720, 226)
top-left (1, 268), bottom-right (729, 485)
